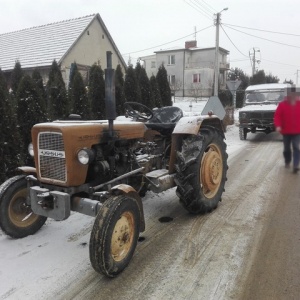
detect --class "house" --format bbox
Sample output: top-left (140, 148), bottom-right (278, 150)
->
top-left (0, 14), bottom-right (126, 87)
top-left (141, 41), bottom-right (230, 98)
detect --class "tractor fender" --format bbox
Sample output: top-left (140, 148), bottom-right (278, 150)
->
top-left (173, 115), bottom-right (224, 137)
top-left (17, 166), bottom-right (37, 175)
top-left (111, 184), bottom-right (145, 232)
top-left (168, 115), bottom-right (225, 173)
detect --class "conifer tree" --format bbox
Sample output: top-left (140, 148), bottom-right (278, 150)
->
top-left (17, 74), bottom-right (45, 164)
top-left (32, 69), bottom-right (47, 121)
top-left (135, 62), bottom-right (142, 81)
top-left (138, 66), bottom-right (154, 108)
top-left (156, 64), bottom-right (172, 106)
top-left (124, 65), bottom-right (141, 103)
top-left (0, 69), bottom-right (20, 181)
top-left (10, 61), bottom-right (24, 96)
top-left (46, 60), bottom-right (68, 120)
top-left (115, 64), bottom-right (125, 115)
top-left (71, 71), bottom-right (89, 119)
top-left (68, 62), bottom-right (79, 109)
top-left (88, 64), bottom-right (105, 119)
top-left (150, 75), bottom-right (162, 108)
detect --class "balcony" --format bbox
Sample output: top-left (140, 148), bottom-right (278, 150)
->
top-left (220, 62), bottom-right (230, 70)
top-left (185, 62), bottom-right (230, 70)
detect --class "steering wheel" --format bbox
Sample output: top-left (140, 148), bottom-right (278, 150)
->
top-left (124, 102), bottom-right (153, 121)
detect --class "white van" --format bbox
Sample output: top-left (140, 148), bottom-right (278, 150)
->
top-left (239, 83), bottom-right (290, 140)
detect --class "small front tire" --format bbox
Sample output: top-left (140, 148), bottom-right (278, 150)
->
top-left (89, 195), bottom-right (140, 277)
top-left (0, 175), bottom-right (47, 238)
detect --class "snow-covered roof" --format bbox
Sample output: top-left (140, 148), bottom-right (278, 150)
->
top-left (246, 83), bottom-right (290, 91)
top-left (0, 14), bottom-right (126, 71)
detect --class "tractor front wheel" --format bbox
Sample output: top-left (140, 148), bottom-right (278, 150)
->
top-left (0, 176), bottom-right (47, 238)
top-left (89, 195), bottom-right (140, 277)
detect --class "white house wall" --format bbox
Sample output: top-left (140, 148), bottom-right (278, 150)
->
top-left (184, 68), bottom-right (214, 97)
top-left (141, 47), bottom-right (229, 97)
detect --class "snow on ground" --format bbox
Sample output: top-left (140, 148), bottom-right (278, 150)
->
top-left (0, 99), bottom-right (243, 300)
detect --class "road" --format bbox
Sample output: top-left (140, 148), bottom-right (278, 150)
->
top-left (1, 129), bottom-right (300, 300)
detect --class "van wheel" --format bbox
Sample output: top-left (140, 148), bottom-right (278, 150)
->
top-left (239, 128), bottom-right (247, 140)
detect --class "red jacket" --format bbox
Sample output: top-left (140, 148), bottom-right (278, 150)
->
top-left (274, 98), bottom-right (300, 134)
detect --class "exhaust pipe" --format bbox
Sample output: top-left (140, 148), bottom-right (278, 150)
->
top-left (105, 51), bottom-right (116, 137)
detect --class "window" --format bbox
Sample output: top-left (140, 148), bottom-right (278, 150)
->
top-left (151, 61), bottom-right (156, 68)
top-left (168, 55), bottom-right (175, 65)
top-left (168, 75), bottom-right (175, 85)
top-left (193, 74), bottom-right (201, 83)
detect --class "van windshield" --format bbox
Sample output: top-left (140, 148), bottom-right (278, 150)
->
top-left (245, 90), bottom-right (284, 105)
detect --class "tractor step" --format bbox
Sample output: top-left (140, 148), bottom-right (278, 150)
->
top-left (145, 169), bottom-right (175, 193)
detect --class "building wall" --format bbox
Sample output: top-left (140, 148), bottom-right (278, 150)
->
top-left (142, 55), bottom-right (156, 78)
top-left (61, 18), bottom-right (126, 85)
top-left (141, 47), bottom-right (229, 98)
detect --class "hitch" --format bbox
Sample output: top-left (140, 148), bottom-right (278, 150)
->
top-left (37, 192), bottom-right (54, 210)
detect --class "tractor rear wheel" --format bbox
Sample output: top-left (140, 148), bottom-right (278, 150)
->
top-left (175, 126), bottom-right (228, 214)
top-left (89, 195), bottom-right (140, 277)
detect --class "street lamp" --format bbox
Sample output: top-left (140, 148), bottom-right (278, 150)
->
top-left (214, 7), bottom-right (228, 96)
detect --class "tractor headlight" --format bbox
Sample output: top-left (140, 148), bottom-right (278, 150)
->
top-left (28, 143), bottom-right (34, 157)
top-left (77, 149), bottom-right (95, 165)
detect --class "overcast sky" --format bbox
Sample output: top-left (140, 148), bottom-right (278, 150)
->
top-left (1, 0), bottom-right (300, 82)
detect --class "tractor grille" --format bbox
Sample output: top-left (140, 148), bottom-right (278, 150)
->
top-left (38, 132), bottom-right (66, 182)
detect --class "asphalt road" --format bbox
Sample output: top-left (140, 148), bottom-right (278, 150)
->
top-left (2, 130), bottom-right (300, 300)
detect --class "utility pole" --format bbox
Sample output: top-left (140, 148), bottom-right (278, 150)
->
top-left (252, 48), bottom-right (256, 77)
top-left (249, 48), bottom-right (260, 77)
top-left (214, 8), bottom-right (228, 96)
top-left (296, 70), bottom-right (300, 85)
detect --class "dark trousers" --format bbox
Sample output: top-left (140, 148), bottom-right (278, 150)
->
top-left (283, 134), bottom-right (300, 168)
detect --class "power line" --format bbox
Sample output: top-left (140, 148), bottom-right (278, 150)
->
top-left (230, 58), bottom-right (250, 62)
top-left (220, 25), bottom-right (249, 58)
top-left (223, 23), bottom-right (300, 37)
top-left (223, 24), bottom-right (300, 49)
top-left (122, 25), bottom-right (214, 56)
top-left (261, 58), bottom-right (300, 68)
top-left (184, 0), bottom-right (212, 20)
top-left (194, 0), bottom-right (215, 15)
top-left (189, 0), bottom-right (213, 18)
top-left (200, 0), bottom-right (217, 13)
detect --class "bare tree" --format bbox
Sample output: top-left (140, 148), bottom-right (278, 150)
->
top-left (170, 79), bottom-right (182, 103)
top-left (189, 82), bottom-right (203, 102)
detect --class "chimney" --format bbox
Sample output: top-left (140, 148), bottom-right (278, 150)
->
top-left (185, 40), bottom-right (197, 49)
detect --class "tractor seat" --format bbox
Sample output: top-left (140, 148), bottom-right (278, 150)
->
top-left (146, 106), bottom-right (183, 134)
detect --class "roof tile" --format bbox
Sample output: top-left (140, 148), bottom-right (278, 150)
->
top-left (0, 14), bottom-right (95, 71)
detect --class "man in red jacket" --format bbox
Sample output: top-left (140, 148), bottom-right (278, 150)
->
top-left (274, 86), bottom-right (300, 173)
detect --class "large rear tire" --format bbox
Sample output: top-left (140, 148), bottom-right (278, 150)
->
top-left (0, 175), bottom-right (47, 238)
top-left (89, 195), bottom-right (140, 277)
top-left (175, 126), bottom-right (228, 214)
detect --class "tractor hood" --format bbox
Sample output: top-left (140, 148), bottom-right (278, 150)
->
top-left (32, 120), bottom-right (146, 145)
top-left (30, 120), bottom-right (146, 186)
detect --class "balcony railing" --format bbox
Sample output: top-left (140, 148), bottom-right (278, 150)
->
top-left (185, 62), bottom-right (230, 70)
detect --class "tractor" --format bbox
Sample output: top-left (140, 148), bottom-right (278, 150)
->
top-left (0, 52), bottom-right (228, 277)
